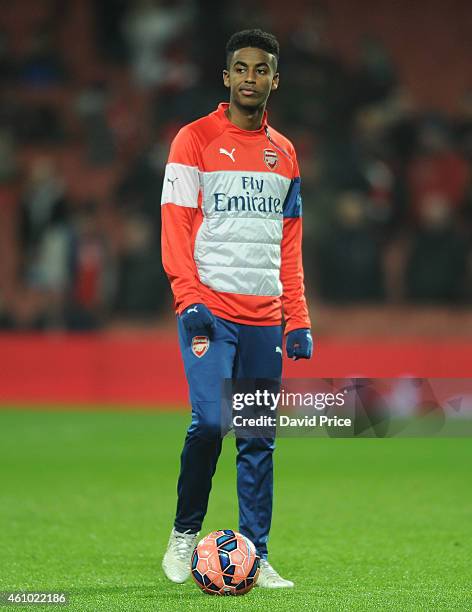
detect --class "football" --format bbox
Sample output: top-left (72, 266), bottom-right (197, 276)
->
top-left (191, 530), bottom-right (260, 595)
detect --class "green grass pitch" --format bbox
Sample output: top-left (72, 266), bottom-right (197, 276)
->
top-left (0, 409), bottom-right (471, 611)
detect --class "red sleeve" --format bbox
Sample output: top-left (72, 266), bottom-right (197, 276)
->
top-left (161, 127), bottom-right (203, 314)
top-left (280, 150), bottom-right (311, 334)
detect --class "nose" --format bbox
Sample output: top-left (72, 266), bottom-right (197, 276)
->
top-left (245, 68), bottom-right (257, 83)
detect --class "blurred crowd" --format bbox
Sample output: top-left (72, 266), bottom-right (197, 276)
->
top-left (0, 0), bottom-right (471, 331)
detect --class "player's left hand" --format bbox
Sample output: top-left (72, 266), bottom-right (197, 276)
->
top-left (286, 328), bottom-right (313, 360)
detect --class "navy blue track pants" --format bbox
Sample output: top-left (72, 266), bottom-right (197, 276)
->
top-left (174, 315), bottom-right (283, 559)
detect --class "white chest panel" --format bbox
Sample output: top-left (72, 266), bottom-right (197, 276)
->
top-left (194, 170), bottom-right (291, 296)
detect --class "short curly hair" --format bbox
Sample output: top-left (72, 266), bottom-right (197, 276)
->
top-left (225, 29), bottom-right (279, 69)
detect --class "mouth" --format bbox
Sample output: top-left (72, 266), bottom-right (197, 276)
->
top-left (239, 88), bottom-right (258, 97)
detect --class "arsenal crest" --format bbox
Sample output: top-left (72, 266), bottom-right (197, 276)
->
top-left (191, 336), bottom-right (209, 358)
top-left (263, 148), bottom-right (278, 171)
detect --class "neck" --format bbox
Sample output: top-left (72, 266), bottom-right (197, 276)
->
top-left (226, 100), bottom-right (265, 131)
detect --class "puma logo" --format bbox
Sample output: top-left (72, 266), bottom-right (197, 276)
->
top-left (219, 147), bottom-right (236, 162)
top-left (275, 346), bottom-right (282, 355)
top-left (167, 177), bottom-right (179, 188)
top-left (187, 306), bottom-right (198, 314)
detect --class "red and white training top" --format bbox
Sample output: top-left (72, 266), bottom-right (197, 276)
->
top-left (160, 102), bottom-right (311, 334)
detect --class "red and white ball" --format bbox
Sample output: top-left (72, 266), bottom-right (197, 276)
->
top-left (191, 530), bottom-right (260, 596)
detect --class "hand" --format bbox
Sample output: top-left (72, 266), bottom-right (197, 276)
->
top-left (286, 328), bottom-right (313, 360)
top-left (180, 303), bottom-right (216, 336)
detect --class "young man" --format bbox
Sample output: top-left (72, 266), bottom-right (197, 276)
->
top-left (161, 29), bottom-right (312, 588)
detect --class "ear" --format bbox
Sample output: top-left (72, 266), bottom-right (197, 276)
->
top-left (271, 73), bottom-right (279, 91)
top-left (223, 69), bottom-right (230, 89)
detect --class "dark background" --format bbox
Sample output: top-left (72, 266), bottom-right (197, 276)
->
top-left (1, 0), bottom-right (472, 337)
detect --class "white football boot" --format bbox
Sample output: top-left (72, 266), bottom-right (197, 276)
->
top-left (256, 558), bottom-right (294, 588)
top-left (162, 528), bottom-right (199, 583)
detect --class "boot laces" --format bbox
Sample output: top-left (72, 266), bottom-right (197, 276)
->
top-left (171, 529), bottom-right (197, 561)
top-left (260, 558), bottom-right (280, 579)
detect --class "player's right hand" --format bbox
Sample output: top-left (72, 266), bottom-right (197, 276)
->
top-left (180, 303), bottom-right (216, 336)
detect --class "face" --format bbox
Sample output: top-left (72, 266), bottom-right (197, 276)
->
top-left (223, 47), bottom-right (279, 110)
